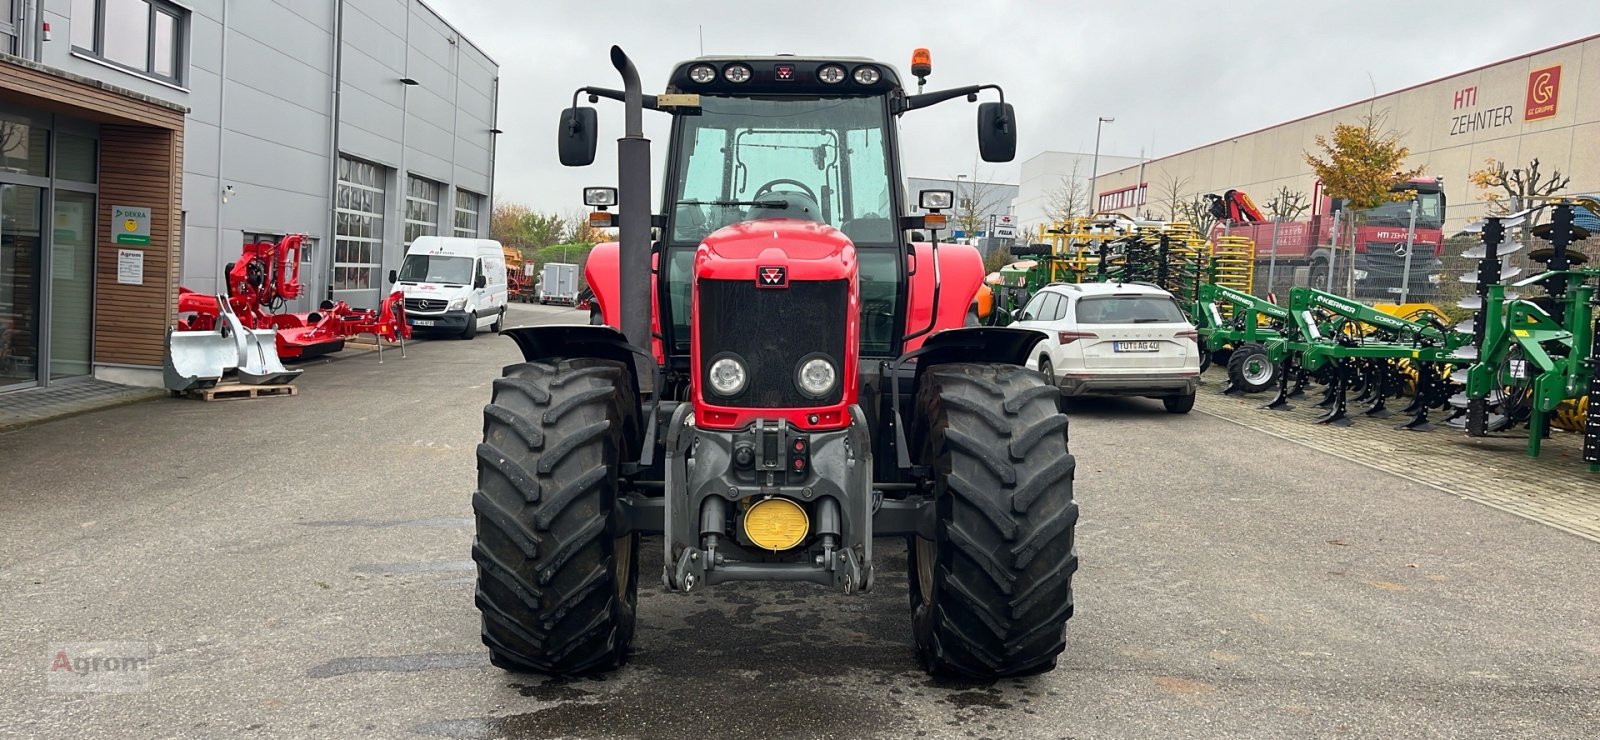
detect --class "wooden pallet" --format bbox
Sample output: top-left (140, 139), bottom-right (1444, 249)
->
top-left (187, 382), bottom-right (299, 401)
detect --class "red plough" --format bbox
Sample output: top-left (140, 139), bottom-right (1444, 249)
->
top-left (176, 234), bottom-right (410, 360)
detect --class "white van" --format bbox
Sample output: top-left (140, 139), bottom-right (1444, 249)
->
top-left (391, 236), bottom-right (508, 339)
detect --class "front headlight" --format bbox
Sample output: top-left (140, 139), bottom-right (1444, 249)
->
top-left (796, 356), bottom-right (838, 399)
top-left (708, 355), bottom-right (748, 396)
top-left (447, 297), bottom-right (467, 311)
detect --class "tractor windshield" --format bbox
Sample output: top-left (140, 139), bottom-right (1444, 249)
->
top-left (669, 95), bottom-right (895, 246)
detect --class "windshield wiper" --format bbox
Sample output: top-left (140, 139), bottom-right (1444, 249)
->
top-left (676, 199), bottom-right (788, 209)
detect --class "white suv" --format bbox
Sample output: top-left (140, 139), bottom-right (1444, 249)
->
top-left (1014, 282), bottom-right (1202, 413)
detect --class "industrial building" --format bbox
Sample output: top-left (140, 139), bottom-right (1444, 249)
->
top-left (1013, 150), bottom-right (1145, 231)
top-left (1088, 34), bottom-right (1600, 232)
top-left (0, 0), bottom-right (497, 392)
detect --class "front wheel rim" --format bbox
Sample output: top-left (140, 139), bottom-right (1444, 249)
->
top-left (1244, 355), bottom-right (1274, 385)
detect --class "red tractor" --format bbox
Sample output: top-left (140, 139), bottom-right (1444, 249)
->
top-left (177, 234), bottom-right (410, 359)
top-left (472, 48), bottom-right (1078, 679)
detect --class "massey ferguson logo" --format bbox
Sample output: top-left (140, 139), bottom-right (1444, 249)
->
top-left (758, 266), bottom-right (788, 288)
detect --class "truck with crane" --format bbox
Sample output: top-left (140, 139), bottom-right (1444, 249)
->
top-left (1210, 178), bottom-right (1447, 299)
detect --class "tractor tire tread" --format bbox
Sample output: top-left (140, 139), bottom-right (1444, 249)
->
top-left (472, 358), bottom-right (637, 676)
top-left (912, 363), bottom-right (1079, 680)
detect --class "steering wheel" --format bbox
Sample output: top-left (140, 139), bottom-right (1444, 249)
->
top-left (753, 178), bottom-right (818, 203)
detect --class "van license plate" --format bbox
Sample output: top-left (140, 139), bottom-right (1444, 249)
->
top-left (1114, 341), bottom-right (1158, 352)
top-left (412, 319), bottom-right (435, 327)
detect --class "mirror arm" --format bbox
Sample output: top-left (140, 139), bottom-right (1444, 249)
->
top-left (572, 86), bottom-right (660, 112)
top-left (900, 83), bottom-right (1005, 113)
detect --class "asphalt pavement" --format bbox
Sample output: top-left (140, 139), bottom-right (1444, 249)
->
top-left (2, 301), bottom-right (1597, 739)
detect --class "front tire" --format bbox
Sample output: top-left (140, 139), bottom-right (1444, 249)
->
top-left (472, 358), bottom-right (640, 676)
top-left (1227, 342), bottom-right (1278, 393)
top-left (460, 312), bottom-right (479, 340)
top-left (909, 363), bottom-right (1078, 679)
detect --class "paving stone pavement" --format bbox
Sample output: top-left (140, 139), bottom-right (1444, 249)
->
top-left (1193, 370), bottom-right (1600, 543)
top-left (0, 379), bottom-right (165, 432)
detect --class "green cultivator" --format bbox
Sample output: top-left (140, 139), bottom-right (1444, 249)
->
top-left (1188, 199), bottom-right (1599, 472)
top-left (1454, 200), bottom-right (1599, 469)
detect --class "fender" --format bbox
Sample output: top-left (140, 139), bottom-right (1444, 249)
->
top-left (911, 326), bottom-right (1049, 373)
top-left (501, 324), bottom-right (655, 463)
top-left (885, 325), bottom-right (1051, 471)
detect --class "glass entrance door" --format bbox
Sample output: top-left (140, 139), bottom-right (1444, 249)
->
top-left (1, 183), bottom-right (44, 388)
top-left (50, 191), bottom-right (95, 379)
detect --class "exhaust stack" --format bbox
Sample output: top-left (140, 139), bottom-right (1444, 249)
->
top-left (611, 46), bottom-right (652, 380)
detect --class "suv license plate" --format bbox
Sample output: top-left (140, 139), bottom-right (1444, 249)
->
top-left (1114, 341), bottom-right (1159, 352)
top-left (411, 319), bottom-right (435, 327)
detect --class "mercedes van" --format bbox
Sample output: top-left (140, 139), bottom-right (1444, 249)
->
top-left (391, 236), bottom-right (508, 339)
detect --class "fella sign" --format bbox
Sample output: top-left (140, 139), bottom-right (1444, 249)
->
top-left (1524, 65), bottom-right (1561, 121)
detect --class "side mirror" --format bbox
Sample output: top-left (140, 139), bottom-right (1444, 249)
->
top-left (474, 274), bottom-right (487, 289)
top-left (558, 106), bottom-right (599, 167)
top-left (977, 102), bottom-right (1017, 163)
top-left (387, 269), bottom-right (398, 285)
top-left (1011, 308), bottom-right (1024, 321)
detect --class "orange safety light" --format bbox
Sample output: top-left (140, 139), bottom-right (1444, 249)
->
top-left (923, 212), bottom-right (947, 230)
top-left (911, 48), bottom-right (932, 79)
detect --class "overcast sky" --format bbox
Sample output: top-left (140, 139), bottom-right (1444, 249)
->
top-left (426, 0), bottom-right (1597, 210)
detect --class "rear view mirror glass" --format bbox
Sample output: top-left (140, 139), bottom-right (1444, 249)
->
top-left (977, 102), bottom-right (1017, 163)
top-left (558, 107), bottom-right (599, 167)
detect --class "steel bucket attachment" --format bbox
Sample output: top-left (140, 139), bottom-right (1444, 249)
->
top-left (163, 325), bottom-right (238, 392)
top-left (217, 296), bottom-right (302, 386)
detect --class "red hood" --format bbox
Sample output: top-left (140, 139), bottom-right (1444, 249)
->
top-left (695, 218), bottom-right (855, 282)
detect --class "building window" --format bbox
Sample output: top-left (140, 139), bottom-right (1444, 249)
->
top-left (71, 0), bottom-right (187, 84)
top-left (453, 190), bottom-right (482, 238)
top-left (405, 175), bottom-right (442, 246)
top-left (334, 157), bottom-right (386, 292)
top-left (242, 232), bottom-right (317, 265)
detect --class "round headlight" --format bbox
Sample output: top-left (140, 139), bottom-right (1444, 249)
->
top-left (852, 65), bottom-right (881, 85)
top-left (687, 64), bottom-right (717, 84)
top-left (708, 355), bottom-right (748, 396)
top-left (796, 356), bottom-right (838, 399)
top-left (723, 64), bottom-right (752, 84)
top-left (817, 64), bottom-right (847, 84)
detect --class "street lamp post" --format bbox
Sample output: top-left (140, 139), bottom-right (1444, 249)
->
top-left (954, 173), bottom-right (969, 243)
top-left (1088, 116), bottom-right (1114, 215)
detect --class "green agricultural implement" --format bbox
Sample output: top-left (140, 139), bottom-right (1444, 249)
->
top-left (1454, 200), bottom-right (1600, 470)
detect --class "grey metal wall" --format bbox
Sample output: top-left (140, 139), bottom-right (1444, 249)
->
top-left (38, 0), bottom-right (498, 309)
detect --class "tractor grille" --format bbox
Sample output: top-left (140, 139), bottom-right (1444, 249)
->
top-left (404, 297), bottom-right (444, 313)
top-left (698, 278), bottom-right (848, 408)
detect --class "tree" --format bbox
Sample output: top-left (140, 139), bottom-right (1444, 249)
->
top-left (491, 201), bottom-right (534, 252)
top-left (983, 246), bottom-right (1014, 275)
top-left (1468, 157), bottom-right (1570, 224)
top-left (951, 161), bottom-right (1011, 242)
top-left (491, 200), bottom-right (568, 255)
top-left (1263, 186), bottom-right (1310, 223)
top-left (1303, 112), bottom-right (1424, 211)
top-left (1043, 160), bottom-right (1087, 225)
top-left (1175, 194), bottom-right (1217, 236)
top-left (1157, 171), bottom-right (1191, 223)
top-left (563, 207), bottom-right (608, 245)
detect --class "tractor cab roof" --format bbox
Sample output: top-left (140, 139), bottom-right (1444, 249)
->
top-left (667, 56), bottom-right (904, 96)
